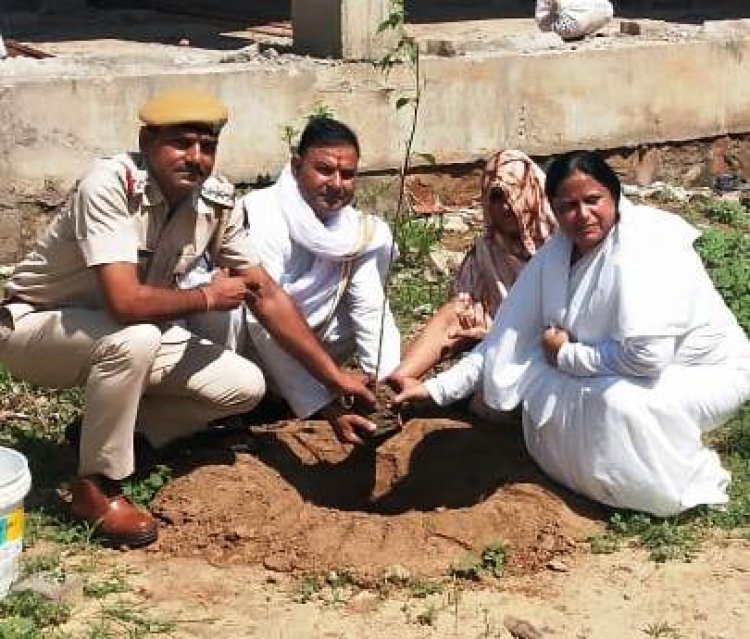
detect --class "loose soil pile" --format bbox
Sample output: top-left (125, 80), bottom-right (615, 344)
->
top-left (151, 414), bottom-right (605, 580)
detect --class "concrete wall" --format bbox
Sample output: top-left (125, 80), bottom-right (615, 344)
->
top-left (292, 0), bottom-right (397, 60)
top-left (3, 34), bottom-right (750, 193)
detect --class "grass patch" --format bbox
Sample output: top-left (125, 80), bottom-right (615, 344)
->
top-left (121, 465), bottom-right (172, 509)
top-left (86, 603), bottom-right (175, 637)
top-left (642, 620), bottom-right (683, 638)
top-left (407, 578), bottom-right (443, 599)
top-left (448, 542), bottom-right (508, 581)
top-left (387, 213), bottom-right (452, 334)
top-left (0, 591), bottom-right (70, 636)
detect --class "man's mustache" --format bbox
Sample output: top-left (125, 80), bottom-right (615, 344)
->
top-left (175, 164), bottom-right (207, 178)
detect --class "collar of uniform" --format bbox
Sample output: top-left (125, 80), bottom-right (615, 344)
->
top-left (129, 152), bottom-right (166, 208)
top-left (200, 176), bottom-right (235, 209)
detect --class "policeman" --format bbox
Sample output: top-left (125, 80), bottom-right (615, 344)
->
top-left (0, 89), bottom-right (374, 548)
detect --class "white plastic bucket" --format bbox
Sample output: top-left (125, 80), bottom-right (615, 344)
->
top-left (0, 447), bottom-right (32, 597)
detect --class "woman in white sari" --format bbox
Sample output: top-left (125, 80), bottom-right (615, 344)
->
top-left (394, 151), bottom-right (750, 517)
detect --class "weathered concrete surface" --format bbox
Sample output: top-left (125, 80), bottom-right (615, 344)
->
top-left (292, 0), bottom-right (397, 60)
top-left (2, 32), bottom-right (750, 191)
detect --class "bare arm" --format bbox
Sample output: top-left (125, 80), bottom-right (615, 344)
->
top-left (95, 262), bottom-right (247, 324)
top-left (391, 294), bottom-right (487, 383)
top-left (238, 265), bottom-right (375, 404)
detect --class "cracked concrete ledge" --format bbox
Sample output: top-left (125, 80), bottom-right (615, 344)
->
top-left (1, 17), bottom-right (749, 197)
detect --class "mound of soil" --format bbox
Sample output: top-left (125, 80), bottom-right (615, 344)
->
top-left (151, 416), bottom-right (605, 580)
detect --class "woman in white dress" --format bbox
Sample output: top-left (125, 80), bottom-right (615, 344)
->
top-left (394, 151), bottom-right (750, 517)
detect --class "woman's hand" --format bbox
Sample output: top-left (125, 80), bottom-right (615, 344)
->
top-left (449, 293), bottom-right (491, 342)
top-left (390, 375), bottom-right (431, 408)
top-left (541, 326), bottom-right (570, 366)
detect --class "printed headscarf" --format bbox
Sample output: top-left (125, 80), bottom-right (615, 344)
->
top-left (454, 150), bottom-right (557, 317)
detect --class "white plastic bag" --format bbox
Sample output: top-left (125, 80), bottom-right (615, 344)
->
top-left (535, 0), bottom-right (614, 40)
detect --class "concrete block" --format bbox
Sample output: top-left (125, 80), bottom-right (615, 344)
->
top-left (702, 20), bottom-right (750, 37)
top-left (620, 20), bottom-right (669, 37)
top-left (292, 0), bottom-right (398, 60)
top-left (424, 39), bottom-right (458, 57)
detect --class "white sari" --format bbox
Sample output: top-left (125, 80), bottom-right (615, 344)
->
top-left (482, 201), bottom-right (750, 516)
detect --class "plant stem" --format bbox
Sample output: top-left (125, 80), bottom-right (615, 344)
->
top-left (374, 45), bottom-right (421, 385)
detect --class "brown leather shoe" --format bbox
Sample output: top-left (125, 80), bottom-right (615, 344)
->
top-left (69, 476), bottom-right (158, 548)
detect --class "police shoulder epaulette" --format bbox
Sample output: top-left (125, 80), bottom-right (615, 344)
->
top-left (201, 176), bottom-right (235, 208)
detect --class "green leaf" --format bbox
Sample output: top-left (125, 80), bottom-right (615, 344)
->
top-left (395, 97), bottom-right (412, 109)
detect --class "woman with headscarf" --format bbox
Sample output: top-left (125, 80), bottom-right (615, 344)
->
top-left (394, 151), bottom-right (750, 516)
top-left (388, 150), bottom-right (557, 398)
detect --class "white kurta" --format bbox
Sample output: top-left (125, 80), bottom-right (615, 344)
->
top-left (429, 202), bottom-right (750, 516)
top-left (238, 179), bottom-right (401, 418)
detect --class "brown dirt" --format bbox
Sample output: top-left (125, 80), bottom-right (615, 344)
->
top-left (151, 415), bottom-right (604, 581)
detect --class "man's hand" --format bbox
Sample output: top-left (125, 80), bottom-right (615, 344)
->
top-left (201, 270), bottom-right (247, 312)
top-left (319, 402), bottom-right (376, 446)
top-left (333, 370), bottom-right (376, 412)
top-left (541, 326), bottom-right (570, 366)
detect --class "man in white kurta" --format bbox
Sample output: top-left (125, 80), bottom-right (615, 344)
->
top-left (189, 117), bottom-right (400, 443)
top-left (403, 200), bottom-right (750, 516)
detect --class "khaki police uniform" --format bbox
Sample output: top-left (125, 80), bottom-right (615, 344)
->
top-left (0, 153), bottom-right (266, 480)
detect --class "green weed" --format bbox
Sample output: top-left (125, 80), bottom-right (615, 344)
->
top-left (407, 578), bottom-right (443, 599)
top-left (448, 542), bottom-right (508, 581)
top-left (121, 465), bottom-right (172, 508)
top-left (389, 269), bottom-right (451, 334)
top-left (702, 199), bottom-right (748, 226)
top-left (604, 512), bottom-right (700, 563)
top-left (90, 603), bottom-right (175, 636)
top-left (479, 542), bottom-right (507, 578)
top-left (642, 620), bottom-right (683, 638)
top-left (20, 553), bottom-right (63, 579)
top-left (390, 216), bottom-right (443, 267)
top-left (294, 575), bottom-right (322, 603)
top-left (696, 227), bottom-right (750, 334)
top-left (0, 591), bottom-right (70, 633)
top-left (587, 531), bottom-right (621, 555)
top-left (325, 569), bottom-right (356, 590)
top-left (447, 553), bottom-right (483, 581)
top-left (24, 511), bottom-right (99, 550)
top-left (83, 572), bottom-right (130, 599)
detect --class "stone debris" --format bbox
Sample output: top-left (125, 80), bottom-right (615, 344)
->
top-left (346, 590), bottom-right (380, 614)
top-left (622, 182), bottom-right (694, 202)
top-left (383, 564), bottom-right (411, 584)
top-left (12, 571), bottom-right (82, 602)
top-left (547, 558), bottom-right (569, 572)
top-left (504, 615), bottom-right (546, 639)
top-left (620, 19), bottom-right (670, 37)
top-left (440, 212), bottom-right (470, 234)
top-left (429, 247), bottom-right (465, 275)
top-left (424, 32), bottom-right (564, 57)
